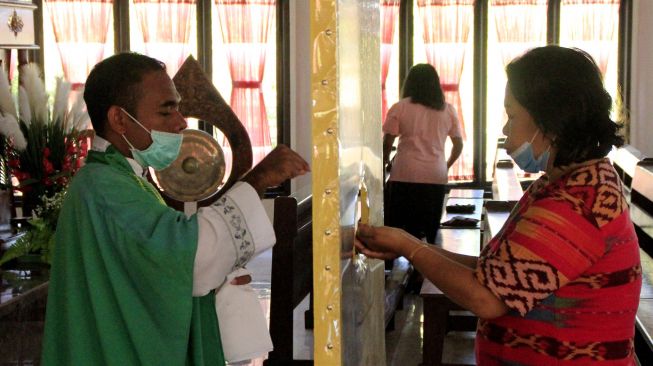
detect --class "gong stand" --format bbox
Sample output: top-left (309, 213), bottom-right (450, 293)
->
top-left (155, 56), bottom-right (253, 211)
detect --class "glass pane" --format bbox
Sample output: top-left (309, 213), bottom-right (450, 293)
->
top-left (381, 0), bottom-right (401, 120)
top-left (212, 1), bottom-right (277, 169)
top-left (413, 0), bottom-right (475, 182)
top-left (129, 0), bottom-right (198, 77)
top-left (43, 0), bottom-right (115, 94)
top-left (560, 0), bottom-right (620, 120)
top-left (486, 0), bottom-right (547, 181)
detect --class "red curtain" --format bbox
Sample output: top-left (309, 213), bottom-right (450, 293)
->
top-left (45, 0), bottom-right (113, 89)
top-left (417, 0), bottom-right (474, 181)
top-left (381, 0), bottom-right (400, 122)
top-left (133, 0), bottom-right (196, 77)
top-left (215, 0), bottom-right (275, 166)
top-left (560, 0), bottom-right (620, 76)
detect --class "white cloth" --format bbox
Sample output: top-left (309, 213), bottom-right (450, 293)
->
top-left (91, 136), bottom-right (276, 295)
top-left (215, 268), bottom-right (274, 363)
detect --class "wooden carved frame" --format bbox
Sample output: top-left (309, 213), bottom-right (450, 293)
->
top-left (170, 56), bottom-right (253, 207)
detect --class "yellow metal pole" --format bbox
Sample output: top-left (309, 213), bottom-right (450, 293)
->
top-left (311, 0), bottom-right (341, 365)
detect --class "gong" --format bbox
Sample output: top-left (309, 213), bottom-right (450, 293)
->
top-left (155, 129), bottom-right (226, 202)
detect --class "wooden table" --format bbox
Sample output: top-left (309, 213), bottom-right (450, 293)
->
top-left (420, 228), bottom-right (480, 366)
top-left (442, 197), bottom-right (484, 228)
top-left (447, 189), bottom-right (484, 199)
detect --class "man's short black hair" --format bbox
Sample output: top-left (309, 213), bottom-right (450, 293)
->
top-left (84, 53), bottom-right (166, 137)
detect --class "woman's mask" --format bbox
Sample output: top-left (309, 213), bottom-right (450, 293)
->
top-left (509, 130), bottom-right (550, 173)
top-left (120, 108), bottom-right (182, 171)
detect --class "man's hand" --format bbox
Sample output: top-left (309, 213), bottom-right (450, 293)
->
top-left (241, 145), bottom-right (310, 196)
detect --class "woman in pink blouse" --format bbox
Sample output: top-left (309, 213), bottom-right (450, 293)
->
top-left (383, 63), bottom-right (463, 244)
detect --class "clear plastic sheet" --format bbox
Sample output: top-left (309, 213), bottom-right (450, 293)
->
top-left (311, 0), bottom-right (384, 364)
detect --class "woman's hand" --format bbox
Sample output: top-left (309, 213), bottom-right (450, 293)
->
top-left (355, 224), bottom-right (414, 260)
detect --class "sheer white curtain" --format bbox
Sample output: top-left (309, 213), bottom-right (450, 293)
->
top-left (417, 0), bottom-right (475, 181)
top-left (487, 0), bottom-right (547, 179)
top-left (132, 0), bottom-right (196, 76)
top-left (560, 0), bottom-right (620, 76)
top-left (45, 0), bottom-right (113, 89)
top-left (381, 0), bottom-right (400, 122)
top-left (214, 0), bottom-right (275, 167)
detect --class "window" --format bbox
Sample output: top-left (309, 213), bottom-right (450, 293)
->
top-left (413, 0), bottom-right (475, 181)
top-left (393, 0), bottom-right (624, 183)
top-left (560, 0), bottom-right (620, 120)
top-left (41, 0), bottom-right (280, 173)
top-left (486, 0), bottom-right (547, 180)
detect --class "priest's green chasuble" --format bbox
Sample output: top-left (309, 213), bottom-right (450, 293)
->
top-left (42, 147), bottom-right (225, 365)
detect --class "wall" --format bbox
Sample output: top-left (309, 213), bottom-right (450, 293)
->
top-left (290, 0), bottom-right (313, 195)
top-left (631, 0), bottom-right (653, 156)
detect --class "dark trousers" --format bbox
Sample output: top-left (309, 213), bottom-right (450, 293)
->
top-left (385, 181), bottom-right (446, 245)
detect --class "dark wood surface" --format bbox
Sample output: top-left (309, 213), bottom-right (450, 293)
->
top-left (266, 196), bottom-right (314, 365)
top-left (442, 197), bottom-right (484, 226)
top-left (420, 228), bottom-right (480, 366)
top-left (492, 165), bottom-right (523, 201)
top-left (447, 189), bottom-right (484, 199)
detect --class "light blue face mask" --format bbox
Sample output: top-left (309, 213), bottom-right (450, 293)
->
top-left (120, 108), bottom-right (183, 171)
top-left (509, 130), bottom-right (551, 173)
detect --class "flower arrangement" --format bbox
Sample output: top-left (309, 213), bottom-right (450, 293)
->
top-left (0, 64), bottom-right (90, 266)
top-left (0, 64), bottom-right (90, 213)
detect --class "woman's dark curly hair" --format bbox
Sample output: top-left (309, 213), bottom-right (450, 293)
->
top-left (506, 45), bottom-right (624, 167)
top-left (401, 63), bottom-right (445, 110)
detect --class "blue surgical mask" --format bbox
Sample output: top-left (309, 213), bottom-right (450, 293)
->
top-left (120, 108), bottom-right (182, 171)
top-left (509, 131), bottom-right (551, 173)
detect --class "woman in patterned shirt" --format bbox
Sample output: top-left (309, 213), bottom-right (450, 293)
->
top-left (356, 45), bottom-right (641, 365)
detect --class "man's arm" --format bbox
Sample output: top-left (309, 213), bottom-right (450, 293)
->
top-left (241, 145), bottom-right (310, 197)
top-left (193, 146), bottom-right (310, 295)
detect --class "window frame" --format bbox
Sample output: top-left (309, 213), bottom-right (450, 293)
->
top-left (397, 0), bottom-right (632, 186)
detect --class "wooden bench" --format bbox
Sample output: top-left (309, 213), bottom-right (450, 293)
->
top-left (420, 229), bottom-right (481, 366)
top-left (610, 144), bottom-right (647, 192)
top-left (629, 162), bottom-right (653, 364)
top-left (266, 195), bottom-right (314, 365)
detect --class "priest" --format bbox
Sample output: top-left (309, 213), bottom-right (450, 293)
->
top-left (41, 53), bottom-right (309, 365)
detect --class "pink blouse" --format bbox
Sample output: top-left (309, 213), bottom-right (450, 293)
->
top-left (383, 98), bottom-right (462, 184)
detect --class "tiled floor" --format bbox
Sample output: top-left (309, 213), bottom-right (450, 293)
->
top-left (243, 249), bottom-right (476, 366)
top-left (385, 293), bottom-right (476, 366)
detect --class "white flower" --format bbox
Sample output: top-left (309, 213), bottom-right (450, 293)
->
top-left (18, 86), bottom-right (31, 126)
top-left (53, 77), bottom-right (71, 126)
top-left (0, 113), bottom-right (27, 150)
top-left (19, 63), bottom-right (49, 123)
top-left (68, 88), bottom-right (90, 132)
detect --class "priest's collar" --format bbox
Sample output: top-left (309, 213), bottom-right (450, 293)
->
top-left (91, 135), bottom-right (147, 178)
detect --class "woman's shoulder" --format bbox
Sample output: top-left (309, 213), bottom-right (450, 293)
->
top-left (541, 158), bottom-right (628, 227)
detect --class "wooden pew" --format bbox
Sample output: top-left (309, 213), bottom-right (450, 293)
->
top-left (610, 144), bottom-right (646, 191)
top-left (492, 145), bottom-right (524, 202)
top-left (628, 162), bottom-right (653, 364)
top-left (420, 229), bottom-right (481, 366)
top-left (266, 195), bottom-right (314, 365)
